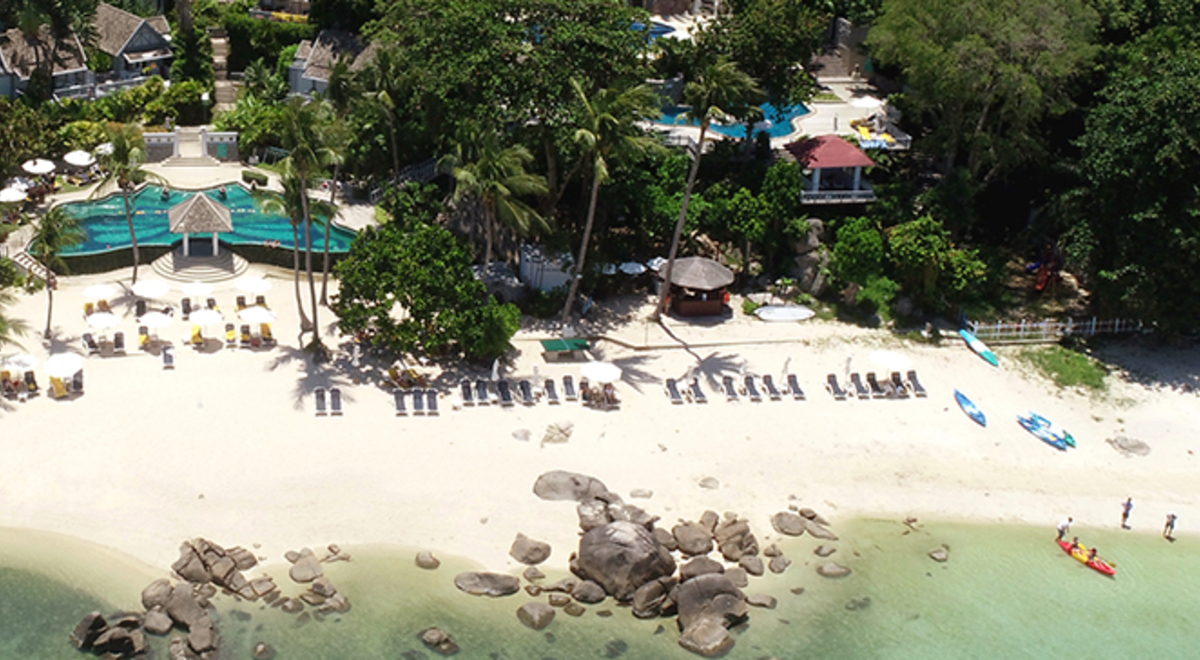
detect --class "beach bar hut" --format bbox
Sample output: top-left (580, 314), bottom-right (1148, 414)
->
top-left (169, 194), bottom-right (233, 257)
top-left (660, 256), bottom-right (734, 317)
top-left (784, 135), bottom-right (876, 204)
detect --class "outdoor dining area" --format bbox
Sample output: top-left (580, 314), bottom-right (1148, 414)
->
top-left (658, 256), bottom-right (735, 318)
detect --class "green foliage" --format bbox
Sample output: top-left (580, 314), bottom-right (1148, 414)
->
top-left (334, 223), bottom-right (521, 360)
top-left (1019, 345), bottom-right (1109, 391)
top-left (519, 286), bottom-right (569, 319)
top-left (708, 0), bottom-right (828, 104)
top-left (144, 80), bottom-right (211, 126)
top-left (171, 26), bottom-right (216, 85)
top-left (213, 95), bottom-right (285, 153)
top-left (223, 11), bottom-right (317, 72)
top-left (741, 297), bottom-right (761, 316)
top-left (888, 215), bottom-right (950, 297)
top-left (55, 120), bottom-right (107, 151)
top-left (86, 77), bottom-right (165, 123)
top-left (858, 275), bottom-right (899, 316)
top-left (242, 170), bottom-right (268, 185)
top-left (379, 182), bottom-right (444, 231)
top-left (829, 216), bottom-right (884, 286)
top-left (0, 98), bottom-right (54, 174)
top-left (276, 44), bottom-right (300, 81)
top-left (85, 47), bottom-right (114, 72)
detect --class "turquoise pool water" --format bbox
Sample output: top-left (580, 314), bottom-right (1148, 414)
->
top-left (659, 102), bottom-right (810, 139)
top-left (59, 184), bottom-right (356, 256)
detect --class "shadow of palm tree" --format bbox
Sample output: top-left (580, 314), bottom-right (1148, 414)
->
top-left (589, 347), bottom-right (661, 394)
top-left (265, 345), bottom-right (351, 411)
top-left (679, 351), bottom-right (743, 392)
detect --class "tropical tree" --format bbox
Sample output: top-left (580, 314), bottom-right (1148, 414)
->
top-left (27, 206), bottom-right (84, 338)
top-left (655, 56), bottom-right (761, 319)
top-left (94, 123), bottom-right (162, 284)
top-left (318, 56), bottom-right (357, 306)
top-left (560, 79), bottom-right (663, 326)
top-left (440, 121), bottom-right (549, 271)
top-left (361, 47), bottom-right (409, 176)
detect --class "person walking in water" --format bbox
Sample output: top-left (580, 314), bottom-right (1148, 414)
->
top-left (1164, 513), bottom-right (1177, 539)
top-left (1121, 497), bottom-right (1133, 529)
top-left (1057, 516), bottom-right (1073, 541)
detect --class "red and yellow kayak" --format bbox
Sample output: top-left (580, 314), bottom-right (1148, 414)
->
top-left (1057, 540), bottom-right (1116, 577)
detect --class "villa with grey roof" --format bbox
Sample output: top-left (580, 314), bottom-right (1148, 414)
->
top-left (288, 30), bottom-right (376, 97)
top-left (0, 26), bottom-right (90, 100)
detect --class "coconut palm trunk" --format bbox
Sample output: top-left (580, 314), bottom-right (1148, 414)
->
top-left (291, 223), bottom-right (310, 332)
top-left (320, 163), bottom-right (339, 306)
top-left (561, 167), bottom-right (603, 326)
top-left (300, 178), bottom-right (320, 346)
top-left (123, 189), bottom-right (140, 284)
top-left (655, 124), bottom-right (707, 320)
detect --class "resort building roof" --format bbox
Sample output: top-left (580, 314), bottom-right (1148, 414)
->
top-left (784, 134), bottom-right (875, 169)
top-left (94, 3), bottom-right (172, 59)
top-left (294, 29), bottom-right (376, 83)
top-left (169, 194), bottom-right (234, 234)
top-left (0, 26), bottom-right (88, 81)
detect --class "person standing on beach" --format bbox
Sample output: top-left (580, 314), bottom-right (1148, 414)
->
top-left (1164, 513), bottom-right (1177, 539)
top-left (1057, 516), bottom-right (1073, 541)
top-left (1121, 497), bottom-right (1133, 529)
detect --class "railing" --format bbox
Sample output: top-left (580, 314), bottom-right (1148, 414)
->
top-left (965, 317), bottom-right (1148, 344)
top-left (368, 157), bottom-right (440, 204)
top-left (96, 76), bottom-right (154, 97)
top-left (801, 189), bottom-right (877, 204)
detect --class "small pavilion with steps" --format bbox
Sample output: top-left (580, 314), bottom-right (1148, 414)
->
top-left (150, 192), bottom-right (250, 283)
top-left (169, 193), bottom-right (232, 257)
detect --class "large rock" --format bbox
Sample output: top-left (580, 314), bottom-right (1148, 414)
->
top-left (739, 556), bottom-right (764, 577)
top-left (574, 521), bottom-right (676, 601)
top-left (415, 551), bottom-right (441, 570)
top-left (817, 562), bottom-right (852, 578)
top-left (70, 612), bottom-right (107, 650)
top-left (768, 556), bottom-right (791, 574)
top-left (510, 533), bottom-right (552, 565)
top-left (454, 572), bottom-right (521, 597)
top-left (577, 499), bottom-right (612, 531)
top-left (724, 567), bottom-right (749, 589)
top-left (165, 585), bottom-right (206, 629)
top-left (208, 556), bottom-right (236, 586)
top-left (928, 547), bottom-right (949, 563)
top-left (533, 471), bottom-right (614, 502)
top-left (672, 522), bottom-right (714, 556)
top-left (311, 576), bottom-right (337, 598)
top-left (680, 557), bottom-right (725, 582)
top-left (678, 619), bottom-right (735, 657)
top-left (186, 615), bottom-right (216, 653)
top-left (168, 638), bottom-right (192, 660)
top-left (746, 594), bottom-right (777, 609)
top-left (571, 580), bottom-right (607, 604)
top-left (802, 518), bottom-right (839, 541)
top-left (631, 577), bottom-right (678, 619)
top-left (516, 601), bottom-right (556, 630)
top-left (171, 543), bottom-right (210, 584)
top-left (653, 527), bottom-right (678, 552)
top-left (771, 512), bottom-right (806, 536)
top-left (419, 627), bottom-right (460, 656)
top-left (141, 579), bottom-right (174, 610)
top-left (253, 642), bottom-right (277, 660)
top-left (92, 627), bottom-right (135, 656)
top-left (673, 573), bottom-right (747, 631)
top-left (144, 607), bottom-right (174, 635)
top-left (228, 546), bottom-right (258, 571)
top-left (289, 548), bottom-right (324, 583)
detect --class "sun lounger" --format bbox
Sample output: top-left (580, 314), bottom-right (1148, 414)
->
top-left (50, 376), bottom-right (69, 399)
top-left (690, 379), bottom-right (708, 403)
top-left (460, 379), bottom-right (475, 406)
top-left (236, 295), bottom-right (247, 310)
top-left (135, 300), bottom-right (147, 318)
top-left (330, 387), bottom-right (343, 416)
top-left (475, 379), bottom-right (490, 405)
top-left (545, 379), bottom-right (560, 404)
top-left (97, 299), bottom-right (111, 313)
top-left (850, 373), bottom-right (870, 399)
top-left (0, 371), bottom-right (14, 400)
top-left (206, 297), bottom-right (218, 311)
top-left (256, 295), bottom-right (268, 308)
top-left (314, 387), bottom-right (328, 416)
top-left (907, 370), bottom-right (927, 397)
top-left (866, 372), bottom-right (886, 398)
top-left (240, 324), bottom-right (254, 348)
top-left (82, 333), bottom-right (100, 355)
top-left (72, 370), bottom-right (83, 393)
top-left (162, 345), bottom-right (175, 369)
top-left (112, 331), bottom-right (125, 354)
top-left (426, 390), bottom-right (439, 416)
top-left (83, 302), bottom-right (94, 317)
top-left (665, 378), bottom-right (684, 404)
top-left (579, 378), bottom-right (591, 403)
top-left (138, 326), bottom-right (150, 350)
top-left (393, 389), bottom-right (407, 416)
top-left (785, 374), bottom-right (806, 400)
top-left (518, 379), bottom-right (535, 404)
top-left (722, 375), bottom-right (738, 401)
top-left (24, 371), bottom-right (38, 394)
top-left (563, 375), bottom-right (578, 401)
top-left (825, 374), bottom-right (846, 400)
top-left (890, 372), bottom-right (910, 398)
top-left (181, 298), bottom-right (192, 320)
top-left (260, 323), bottom-right (275, 346)
top-left (190, 326), bottom-right (204, 348)
top-left (225, 323), bottom-right (237, 348)
top-left (762, 374), bottom-right (783, 400)
top-left (744, 375), bottom-right (762, 402)
top-left (497, 380), bottom-right (515, 407)
top-left (412, 388), bottom-right (425, 415)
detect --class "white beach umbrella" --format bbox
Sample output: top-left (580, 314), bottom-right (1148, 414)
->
top-left (870, 350), bottom-right (912, 371)
top-left (188, 308), bottom-right (224, 326)
top-left (2, 353), bottom-right (39, 370)
top-left (237, 306), bottom-right (277, 324)
top-left (139, 311), bottom-right (174, 329)
top-left (94, 143), bottom-right (114, 156)
top-left (21, 159), bottom-right (56, 175)
top-left (619, 262), bottom-right (647, 275)
top-left (82, 283), bottom-right (119, 300)
top-left (0, 187), bottom-right (26, 203)
top-left (181, 281), bottom-right (214, 297)
top-left (44, 352), bottom-right (83, 378)
top-left (63, 150), bottom-right (96, 168)
top-left (235, 277), bottom-right (272, 294)
top-left (581, 361), bottom-right (622, 384)
top-left (131, 279), bottom-right (170, 299)
top-left (646, 256), bottom-right (667, 272)
top-left (849, 96), bottom-right (884, 109)
top-left (86, 311), bottom-right (121, 330)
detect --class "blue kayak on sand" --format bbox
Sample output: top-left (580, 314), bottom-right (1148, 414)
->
top-left (959, 329), bottom-right (999, 367)
top-left (954, 390), bottom-right (987, 427)
top-left (1018, 414), bottom-right (1068, 451)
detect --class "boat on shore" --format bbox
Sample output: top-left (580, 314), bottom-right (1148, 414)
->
top-left (1057, 539), bottom-right (1116, 577)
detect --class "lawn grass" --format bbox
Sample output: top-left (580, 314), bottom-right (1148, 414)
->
top-left (1019, 345), bottom-right (1109, 391)
top-left (811, 92), bottom-right (842, 103)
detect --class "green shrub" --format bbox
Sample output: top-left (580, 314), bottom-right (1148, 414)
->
top-left (519, 287), bottom-right (568, 319)
top-left (243, 170), bottom-right (269, 185)
top-left (858, 276), bottom-right (899, 317)
top-left (224, 12), bottom-right (316, 72)
top-left (1019, 345), bottom-right (1109, 391)
top-left (742, 297), bottom-right (761, 316)
top-left (144, 80), bottom-right (211, 126)
top-left (56, 121), bottom-right (108, 151)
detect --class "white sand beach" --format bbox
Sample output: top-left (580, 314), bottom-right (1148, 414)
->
top-left (2, 267), bottom-right (1198, 575)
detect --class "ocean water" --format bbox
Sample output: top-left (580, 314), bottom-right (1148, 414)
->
top-left (1, 520), bottom-right (1196, 659)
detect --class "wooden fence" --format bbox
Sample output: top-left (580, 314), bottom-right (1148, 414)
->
top-left (965, 317), bottom-right (1148, 344)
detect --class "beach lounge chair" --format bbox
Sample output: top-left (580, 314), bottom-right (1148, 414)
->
top-left (236, 295), bottom-right (247, 310)
top-left (50, 376), bottom-right (69, 399)
top-left (690, 379), bottom-right (708, 403)
top-left (112, 331), bottom-right (126, 354)
top-left (24, 371), bottom-right (39, 395)
top-left (330, 387), bottom-right (343, 416)
top-left (460, 379), bottom-right (475, 406)
top-left (138, 326), bottom-right (150, 350)
top-left (545, 379), bottom-right (560, 404)
top-left (72, 370), bottom-right (83, 394)
top-left (518, 379), bottom-right (535, 405)
top-left (97, 299), bottom-right (112, 313)
top-left (260, 323), bottom-right (275, 346)
top-left (497, 380), bottom-right (515, 407)
top-left (563, 375), bottom-right (578, 401)
top-left (82, 333), bottom-right (100, 355)
top-left (314, 388), bottom-right (328, 416)
top-left (787, 374), bottom-right (807, 400)
top-left (0, 371), bottom-right (13, 400)
top-left (665, 378), bottom-right (684, 404)
top-left (579, 378), bottom-right (591, 403)
top-left (426, 390), bottom-right (439, 416)
top-left (890, 372), bottom-right (910, 398)
top-left (393, 389), bottom-right (407, 416)
top-left (162, 345), bottom-right (175, 369)
top-left (135, 300), bottom-right (147, 318)
top-left (744, 375), bottom-right (762, 402)
top-left (83, 302), bottom-right (94, 317)
top-left (240, 324), bottom-right (254, 347)
top-left (181, 298), bottom-right (192, 319)
top-left (825, 374), bottom-right (846, 400)
top-left (762, 374), bottom-right (783, 400)
top-left (722, 375), bottom-right (738, 401)
top-left (412, 389), bottom-right (425, 415)
top-left (475, 379), bottom-right (490, 405)
top-left (255, 295), bottom-right (268, 308)
top-left (225, 323), bottom-right (237, 348)
top-left (907, 370), bottom-right (928, 397)
top-left (866, 372), bottom-right (886, 398)
top-left (190, 326), bottom-right (204, 348)
top-left (850, 373), bottom-right (870, 399)
top-left (206, 297), bottom-right (218, 311)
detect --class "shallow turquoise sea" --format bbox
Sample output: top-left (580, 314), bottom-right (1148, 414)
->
top-left (2, 520), bottom-right (1196, 659)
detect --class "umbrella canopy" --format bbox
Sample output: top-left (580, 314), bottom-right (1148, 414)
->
top-left (849, 96), bottom-right (884, 109)
top-left (188, 308), bottom-right (223, 326)
top-left (63, 150), bottom-right (96, 168)
top-left (140, 311), bottom-right (173, 329)
top-left (131, 279), bottom-right (170, 298)
top-left (619, 262), bottom-right (647, 275)
top-left (0, 187), bottom-right (26, 203)
top-left (647, 256), bottom-right (667, 272)
top-left (181, 281), bottom-right (214, 297)
top-left (22, 159), bottom-right (55, 175)
top-left (659, 257), bottom-right (734, 290)
top-left (82, 283), bottom-right (119, 300)
top-left (581, 361), bottom-right (622, 384)
top-left (2, 353), bottom-right (39, 370)
top-left (95, 143), bottom-right (114, 156)
top-left (870, 350), bottom-right (912, 371)
top-left (86, 312), bottom-right (121, 329)
top-left (235, 277), bottom-right (272, 294)
top-left (44, 352), bottom-right (83, 378)
top-left (238, 306), bottom-right (277, 324)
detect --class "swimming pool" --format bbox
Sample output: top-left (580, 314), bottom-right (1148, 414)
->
top-left (658, 101), bottom-right (811, 139)
top-left (59, 184), bottom-right (356, 256)
top-left (631, 20), bottom-right (676, 43)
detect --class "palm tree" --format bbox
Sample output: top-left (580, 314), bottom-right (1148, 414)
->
top-left (440, 122), bottom-right (549, 272)
top-left (362, 48), bottom-right (408, 176)
top-left (0, 289), bottom-right (30, 349)
top-left (93, 123), bottom-right (163, 284)
top-left (654, 57), bottom-right (761, 320)
top-left (27, 206), bottom-right (84, 338)
top-left (560, 79), bottom-right (664, 326)
top-left (318, 56), bottom-right (357, 306)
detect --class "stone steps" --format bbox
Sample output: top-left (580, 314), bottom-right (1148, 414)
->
top-left (150, 248), bottom-right (250, 283)
top-left (163, 156), bottom-right (221, 167)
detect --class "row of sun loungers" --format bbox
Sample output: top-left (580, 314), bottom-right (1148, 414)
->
top-left (664, 370), bottom-right (928, 403)
top-left (827, 370), bottom-right (927, 400)
top-left (314, 387), bottom-right (345, 416)
top-left (82, 332), bottom-right (124, 355)
top-left (3, 369), bottom-right (82, 400)
top-left (393, 389), bottom-right (440, 416)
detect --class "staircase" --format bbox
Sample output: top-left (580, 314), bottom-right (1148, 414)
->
top-left (210, 29), bottom-right (238, 114)
top-left (163, 127), bottom-right (219, 167)
top-left (150, 247), bottom-right (250, 283)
